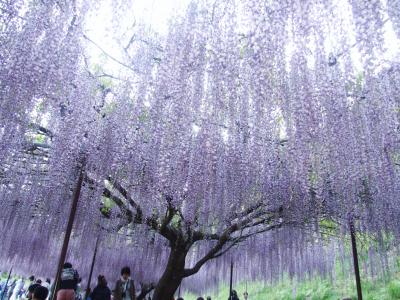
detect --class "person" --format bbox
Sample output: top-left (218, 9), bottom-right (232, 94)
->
top-left (27, 284), bottom-right (41, 300)
top-left (7, 279), bottom-right (17, 300)
top-left (177, 298), bottom-right (184, 300)
top-left (0, 278), bottom-right (10, 300)
top-left (25, 277), bottom-right (35, 289)
top-left (0, 279), bottom-right (5, 296)
top-left (113, 267), bottom-right (136, 300)
top-left (196, 298), bottom-right (204, 300)
top-left (228, 290), bottom-right (239, 300)
top-left (32, 286), bottom-right (49, 300)
top-left (243, 292), bottom-right (248, 300)
top-left (25, 277), bottom-right (36, 299)
top-left (42, 279), bottom-right (51, 291)
top-left (27, 277), bottom-right (35, 286)
top-left (207, 297), bottom-right (211, 300)
top-left (17, 279), bottom-right (26, 300)
top-left (57, 262), bottom-right (79, 300)
top-left (10, 278), bottom-right (24, 300)
top-left (42, 279), bottom-right (51, 300)
top-left (75, 278), bottom-right (82, 300)
top-left (90, 276), bottom-right (111, 300)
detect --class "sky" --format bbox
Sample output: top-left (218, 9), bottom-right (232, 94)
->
top-left (83, 0), bottom-right (190, 72)
top-left (82, 0), bottom-right (400, 77)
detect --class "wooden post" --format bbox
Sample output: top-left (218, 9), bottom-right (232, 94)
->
top-left (349, 218), bottom-right (363, 300)
top-left (229, 260), bottom-right (233, 300)
top-left (1, 267), bottom-right (12, 300)
top-left (84, 236), bottom-right (100, 300)
top-left (51, 162), bottom-right (85, 300)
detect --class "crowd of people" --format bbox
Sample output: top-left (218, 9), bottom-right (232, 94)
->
top-left (0, 275), bottom-right (52, 300)
top-left (175, 289), bottom-right (242, 300)
top-left (1, 264), bottom-right (246, 300)
top-left (0, 263), bottom-right (82, 300)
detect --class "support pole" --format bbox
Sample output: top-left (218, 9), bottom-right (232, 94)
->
top-left (84, 236), bottom-right (100, 300)
top-left (229, 260), bottom-right (233, 300)
top-left (349, 218), bottom-right (363, 300)
top-left (51, 162), bottom-right (85, 300)
top-left (1, 267), bottom-right (12, 300)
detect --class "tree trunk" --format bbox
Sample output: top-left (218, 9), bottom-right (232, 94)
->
top-left (349, 219), bottom-right (362, 300)
top-left (152, 245), bottom-right (187, 300)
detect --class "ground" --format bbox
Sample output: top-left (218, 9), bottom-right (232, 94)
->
top-left (184, 276), bottom-right (400, 300)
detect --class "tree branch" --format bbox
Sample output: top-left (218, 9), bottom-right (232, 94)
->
top-left (103, 187), bottom-right (133, 228)
top-left (136, 282), bottom-right (155, 300)
top-left (29, 123), bottom-right (54, 139)
top-left (106, 176), bottom-right (143, 222)
top-left (102, 178), bottom-right (177, 241)
top-left (82, 34), bottom-right (141, 74)
top-left (184, 206), bottom-right (286, 277)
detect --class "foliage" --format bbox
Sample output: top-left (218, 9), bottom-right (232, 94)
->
top-left (0, 0), bottom-right (400, 297)
top-left (185, 277), bottom-right (400, 300)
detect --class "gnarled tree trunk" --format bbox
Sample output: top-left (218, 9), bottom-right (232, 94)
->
top-left (152, 244), bottom-right (188, 300)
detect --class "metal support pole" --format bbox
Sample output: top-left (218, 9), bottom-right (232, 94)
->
top-left (1, 267), bottom-right (12, 300)
top-left (84, 236), bottom-right (100, 300)
top-left (51, 163), bottom-right (85, 300)
top-left (349, 218), bottom-right (363, 300)
top-left (229, 260), bottom-right (233, 300)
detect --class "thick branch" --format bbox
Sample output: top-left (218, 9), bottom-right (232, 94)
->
top-left (102, 180), bottom-right (177, 241)
top-left (184, 206), bottom-right (286, 277)
top-left (29, 123), bottom-right (54, 139)
top-left (159, 195), bottom-right (176, 236)
top-left (106, 176), bottom-right (143, 222)
top-left (103, 187), bottom-right (133, 228)
top-left (183, 220), bottom-right (241, 277)
top-left (23, 142), bottom-right (51, 153)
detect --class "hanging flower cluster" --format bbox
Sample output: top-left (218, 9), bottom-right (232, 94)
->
top-left (0, 0), bottom-right (400, 293)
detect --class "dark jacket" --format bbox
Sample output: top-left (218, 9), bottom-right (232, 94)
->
top-left (228, 293), bottom-right (239, 300)
top-left (113, 279), bottom-right (136, 300)
top-left (90, 285), bottom-right (111, 300)
top-left (59, 268), bottom-right (79, 290)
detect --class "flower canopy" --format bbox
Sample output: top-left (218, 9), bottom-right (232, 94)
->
top-left (1, 0), bottom-right (400, 294)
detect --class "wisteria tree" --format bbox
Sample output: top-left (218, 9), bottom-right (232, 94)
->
top-left (1, 0), bottom-right (400, 299)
